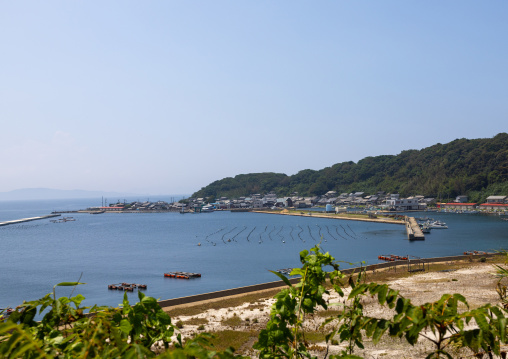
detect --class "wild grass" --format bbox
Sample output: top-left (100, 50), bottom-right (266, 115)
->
top-left (206, 330), bottom-right (255, 353)
top-left (221, 315), bottom-right (243, 327)
top-left (183, 317), bottom-right (208, 326)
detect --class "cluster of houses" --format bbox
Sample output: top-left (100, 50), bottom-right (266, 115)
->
top-left (89, 193), bottom-right (508, 214)
top-left (439, 195), bottom-right (508, 213)
top-left (188, 191), bottom-right (508, 213)
top-left (187, 191), bottom-right (434, 211)
top-left (88, 201), bottom-right (180, 212)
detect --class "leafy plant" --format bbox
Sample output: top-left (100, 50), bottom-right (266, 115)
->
top-left (256, 245), bottom-right (508, 359)
top-left (254, 245), bottom-right (344, 358)
top-left (0, 282), bottom-right (246, 358)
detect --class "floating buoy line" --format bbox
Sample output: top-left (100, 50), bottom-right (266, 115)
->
top-left (199, 223), bottom-right (366, 246)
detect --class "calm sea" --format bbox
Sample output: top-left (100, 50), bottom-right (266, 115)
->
top-left (1, 198), bottom-right (507, 311)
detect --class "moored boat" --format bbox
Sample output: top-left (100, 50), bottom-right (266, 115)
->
top-left (425, 220), bottom-right (448, 229)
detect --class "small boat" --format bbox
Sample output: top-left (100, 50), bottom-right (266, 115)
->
top-left (425, 220), bottom-right (448, 229)
top-left (201, 205), bottom-right (215, 213)
top-left (276, 268), bottom-right (293, 275)
top-left (420, 224), bottom-right (432, 233)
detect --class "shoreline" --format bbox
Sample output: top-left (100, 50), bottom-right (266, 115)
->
top-left (158, 252), bottom-right (500, 311)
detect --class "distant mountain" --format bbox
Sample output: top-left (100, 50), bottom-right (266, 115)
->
top-left (192, 133), bottom-right (508, 202)
top-left (0, 188), bottom-right (142, 201)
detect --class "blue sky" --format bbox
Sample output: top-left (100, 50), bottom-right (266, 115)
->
top-left (1, 1), bottom-right (506, 195)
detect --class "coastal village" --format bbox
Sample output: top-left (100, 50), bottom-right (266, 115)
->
top-left (89, 191), bottom-right (508, 215)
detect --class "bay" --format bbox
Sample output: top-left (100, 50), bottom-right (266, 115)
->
top-left (1, 198), bottom-right (507, 311)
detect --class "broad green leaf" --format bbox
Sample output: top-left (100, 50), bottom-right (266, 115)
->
top-left (54, 282), bottom-right (86, 287)
top-left (119, 318), bottom-right (133, 334)
top-left (269, 270), bottom-right (293, 287)
top-left (474, 313), bottom-right (490, 332)
top-left (377, 285), bottom-right (387, 305)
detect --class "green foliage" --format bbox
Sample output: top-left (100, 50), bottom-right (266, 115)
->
top-left (191, 133), bottom-right (508, 200)
top-left (255, 245), bottom-right (508, 358)
top-left (0, 284), bottom-right (247, 358)
top-left (254, 245), bottom-right (344, 358)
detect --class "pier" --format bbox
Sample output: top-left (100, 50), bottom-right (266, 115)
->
top-left (405, 216), bottom-right (425, 240)
top-left (0, 214), bottom-right (60, 227)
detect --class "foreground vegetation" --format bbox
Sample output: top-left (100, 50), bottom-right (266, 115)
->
top-left (2, 247), bottom-right (508, 358)
top-left (192, 133), bottom-right (508, 201)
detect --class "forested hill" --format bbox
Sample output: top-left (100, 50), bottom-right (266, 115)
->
top-left (192, 133), bottom-right (508, 202)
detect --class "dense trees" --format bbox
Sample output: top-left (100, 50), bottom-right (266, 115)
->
top-left (192, 133), bottom-right (508, 202)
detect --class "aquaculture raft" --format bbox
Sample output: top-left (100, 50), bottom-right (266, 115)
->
top-left (378, 254), bottom-right (408, 262)
top-left (108, 283), bottom-right (147, 291)
top-left (164, 272), bottom-right (201, 279)
top-left (463, 251), bottom-right (488, 255)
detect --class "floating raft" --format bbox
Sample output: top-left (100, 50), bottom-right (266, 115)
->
top-left (164, 272), bottom-right (201, 279)
top-left (50, 217), bottom-right (76, 223)
top-left (378, 254), bottom-right (408, 262)
top-left (463, 251), bottom-right (487, 255)
top-left (108, 283), bottom-right (147, 291)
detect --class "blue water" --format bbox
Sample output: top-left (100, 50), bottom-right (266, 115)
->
top-left (1, 198), bottom-right (507, 311)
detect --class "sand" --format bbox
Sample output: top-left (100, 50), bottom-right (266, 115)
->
top-left (165, 259), bottom-right (507, 358)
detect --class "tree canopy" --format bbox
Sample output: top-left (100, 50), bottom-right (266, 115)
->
top-left (192, 133), bottom-right (508, 202)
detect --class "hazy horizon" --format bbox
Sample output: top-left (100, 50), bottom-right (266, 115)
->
top-left (1, 2), bottom-right (506, 194)
top-left (0, 187), bottom-right (190, 201)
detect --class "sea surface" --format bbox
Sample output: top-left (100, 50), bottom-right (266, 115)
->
top-left (1, 198), bottom-right (507, 312)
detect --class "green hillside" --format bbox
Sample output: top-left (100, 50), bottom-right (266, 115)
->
top-left (192, 133), bottom-right (508, 202)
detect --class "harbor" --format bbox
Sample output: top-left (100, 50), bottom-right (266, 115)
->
top-left (0, 197), bottom-right (506, 312)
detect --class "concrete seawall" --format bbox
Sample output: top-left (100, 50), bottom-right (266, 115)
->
top-left (251, 210), bottom-right (404, 225)
top-left (158, 252), bottom-right (499, 309)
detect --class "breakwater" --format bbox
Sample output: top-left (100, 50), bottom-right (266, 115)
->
top-left (0, 214), bottom-right (60, 227)
top-left (251, 210), bottom-right (404, 225)
top-left (405, 216), bottom-right (425, 240)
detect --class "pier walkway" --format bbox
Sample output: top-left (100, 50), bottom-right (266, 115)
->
top-left (405, 216), bottom-right (425, 240)
top-left (0, 214), bottom-right (60, 227)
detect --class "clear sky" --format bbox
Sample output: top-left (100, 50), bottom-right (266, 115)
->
top-left (1, 1), bottom-right (506, 195)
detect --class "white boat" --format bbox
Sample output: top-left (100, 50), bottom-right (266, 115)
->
top-left (201, 205), bottom-right (215, 213)
top-left (426, 220), bottom-right (448, 229)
